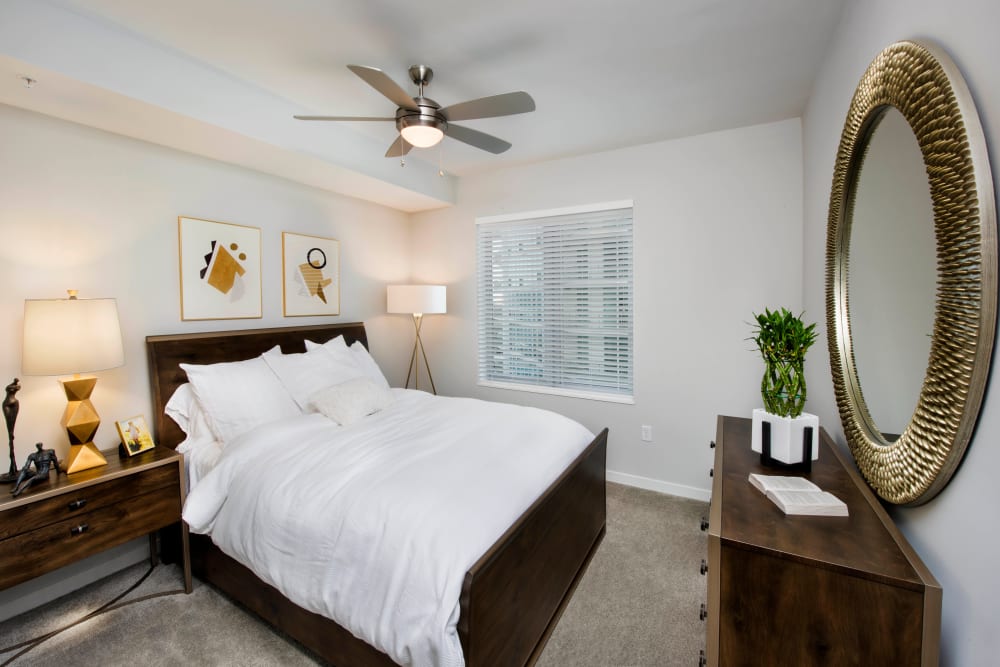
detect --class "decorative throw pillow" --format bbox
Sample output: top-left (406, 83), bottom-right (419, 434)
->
top-left (309, 377), bottom-right (394, 426)
top-left (180, 349), bottom-right (300, 445)
top-left (262, 344), bottom-right (366, 411)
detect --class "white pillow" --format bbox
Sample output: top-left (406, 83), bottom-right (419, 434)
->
top-left (349, 341), bottom-right (391, 390)
top-left (165, 383), bottom-right (215, 448)
top-left (165, 382), bottom-right (198, 433)
top-left (180, 348), bottom-right (300, 445)
top-left (262, 344), bottom-right (366, 411)
top-left (309, 377), bottom-right (394, 425)
top-left (303, 335), bottom-right (349, 353)
top-left (305, 338), bottom-right (390, 389)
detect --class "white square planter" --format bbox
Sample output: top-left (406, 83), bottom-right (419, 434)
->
top-left (751, 409), bottom-right (819, 464)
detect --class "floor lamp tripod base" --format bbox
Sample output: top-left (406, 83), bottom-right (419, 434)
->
top-left (403, 314), bottom-right (437, 395)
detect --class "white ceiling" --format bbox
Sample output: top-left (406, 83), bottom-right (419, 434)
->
top-left (0, 0), bottom-right (845, 211)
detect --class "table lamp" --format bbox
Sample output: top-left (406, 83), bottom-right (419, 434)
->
top-left (22, 290), bottom-right (125, 474)
top-left (387, 285), bottom-right (446, 394)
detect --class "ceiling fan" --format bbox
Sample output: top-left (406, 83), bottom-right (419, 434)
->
top-left (294, 64), bottom-right (535, 158)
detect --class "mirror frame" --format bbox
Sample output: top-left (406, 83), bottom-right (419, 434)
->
top-left (826, 40), bottom-right (997, 505)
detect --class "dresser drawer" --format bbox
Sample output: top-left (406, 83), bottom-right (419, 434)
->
top-left (0, 464), bottom-right (178, 541)
top-left (0, 485), bottom-right (182, 590)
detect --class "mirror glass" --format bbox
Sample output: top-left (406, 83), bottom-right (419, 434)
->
top-left (848, 108), bottom-right (936, 439)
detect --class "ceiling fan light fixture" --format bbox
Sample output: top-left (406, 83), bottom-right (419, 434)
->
top-left (400, 122), bottom-right (444, 148)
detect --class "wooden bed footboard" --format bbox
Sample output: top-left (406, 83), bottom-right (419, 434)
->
top-left (147, 324), bottom-right (608, 667)
top-left (460, 427), bottom-right (607, 666)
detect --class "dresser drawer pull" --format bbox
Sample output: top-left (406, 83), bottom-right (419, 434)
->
top-left (709, 468), bottom-right (714, 478)
top-left (68, 499), bottom-right (88, 511)
top-left (700, 559), bottom-right (708, 575)
top-left (709, 440), bottom-right (716, 449)
top-left (700, 516), bottom-right (709, 531)
top-left (70, 523), bottom-right (90, 536)
top-left (699, 603), bottom-right (707, 621)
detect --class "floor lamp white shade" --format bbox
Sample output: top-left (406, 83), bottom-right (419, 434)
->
top-left (387, 284), bottom-right (446, 315)
top-left (387, 285), bottom-right (446, 394)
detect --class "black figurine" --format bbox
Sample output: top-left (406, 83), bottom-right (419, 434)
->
top-left (0, 378), bottom-right (20, 484)
top-left (11, 443), bottom-right (59, 498)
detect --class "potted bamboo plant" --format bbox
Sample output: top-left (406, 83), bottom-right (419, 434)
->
top-left (749, 308), bottom-right (820, 465)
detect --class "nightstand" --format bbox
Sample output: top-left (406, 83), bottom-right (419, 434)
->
top-left (0, 445), bottom-right (192, 593)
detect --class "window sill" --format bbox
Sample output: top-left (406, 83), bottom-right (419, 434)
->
top-left (477, 380), bottom-right (635, 404)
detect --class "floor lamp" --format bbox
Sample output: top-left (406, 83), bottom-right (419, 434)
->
top-left (387, 285), bottom-right (446, 394)
top-left (22, 290), bottom-right (125, 474)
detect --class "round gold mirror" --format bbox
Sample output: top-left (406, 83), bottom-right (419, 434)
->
top-left (826, 40), bottom-right (997, 505)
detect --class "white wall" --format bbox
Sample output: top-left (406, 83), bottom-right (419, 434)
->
top-left (0, 103), bottom-right (413, 619)
top-left (411, 119), bottom-right (805, 499)
top-left (802, 1), bottom-right (1000, 663)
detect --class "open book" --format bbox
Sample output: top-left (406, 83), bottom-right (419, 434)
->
top-left (748, 473), bottom-right (849, 516)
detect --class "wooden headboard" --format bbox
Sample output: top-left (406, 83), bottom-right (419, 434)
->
top-left (146, 322), bottom-right (368, 449)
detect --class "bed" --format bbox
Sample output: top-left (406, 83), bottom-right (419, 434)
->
top-left (146, 322), bottom-right (607, 666)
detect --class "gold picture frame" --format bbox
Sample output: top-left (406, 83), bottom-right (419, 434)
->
top-left (178, 216), bottom-right (262, 321)
top-left (282, 232), bottom-right (340, 317)
top-left (115, 415), bottom-right (155, 457)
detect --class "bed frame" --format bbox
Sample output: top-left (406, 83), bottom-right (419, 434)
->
top-left (146, 323), bottom-right (607, 666)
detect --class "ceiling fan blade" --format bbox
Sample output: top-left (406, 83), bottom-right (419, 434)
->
top-left (347, 65), bottom-right (417, 110)
top-left (440, 92), bottom-right (535, 121)
top-left (385, 135), bottom-right (413, 158)
top-left (294, 115), bottom-right (394, 121)
top-left (445, 124), bottom-right (512, 154)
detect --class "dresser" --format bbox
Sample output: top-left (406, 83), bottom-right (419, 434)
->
top-left (0, 446), bottom-right (191, 593)
top-left (703, 415), bottom-right (940, 666)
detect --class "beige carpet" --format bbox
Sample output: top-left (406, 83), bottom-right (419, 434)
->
top-left (0, 483), bottom-right (708, 666)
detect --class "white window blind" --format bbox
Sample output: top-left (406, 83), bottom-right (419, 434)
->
top-left (476, 201), bottom-right (634, 402)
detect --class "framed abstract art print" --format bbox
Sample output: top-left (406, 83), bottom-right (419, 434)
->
top-left (282, 232), bottom-right (340, 317)
top-left (178, 216), bottom-right (262, 320)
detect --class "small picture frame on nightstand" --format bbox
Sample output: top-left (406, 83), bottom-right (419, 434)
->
top-left (115, 415), bottom-right (155, 457)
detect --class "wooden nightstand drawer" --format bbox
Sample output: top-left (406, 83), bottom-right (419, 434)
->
top-left (0, 484), bottom-right (181, 590)
top-left (0, 464), bottom-right (178, 541)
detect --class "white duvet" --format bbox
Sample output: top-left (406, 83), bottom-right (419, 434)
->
top-left (183, 389), bottom-right (594, 667)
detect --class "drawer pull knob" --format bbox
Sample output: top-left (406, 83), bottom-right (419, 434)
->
top-left (710, 440), bottom-right (716, 449)
top-left (699, 603), bottom-right (707, 621)
top-left (709, 468), bottom-right (714, 478)
top-left (700, 559), bottom-right (708, 575)
top-left (700, 516), bottom-right (709, 531)
top-left (68, 499), bottom-right (88, 511)
top-left (70, 523), bottom-right (90, 536)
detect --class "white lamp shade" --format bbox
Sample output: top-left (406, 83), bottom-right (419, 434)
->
top-left (22, 296), bottom-right (125, 375)
top-left (387, 285), bottom-right (446, 315)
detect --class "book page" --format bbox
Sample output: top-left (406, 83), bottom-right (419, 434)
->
top-left (748, 473), bottom-right (821, 494)
top-left (766, 490), bottom-right (848, 516)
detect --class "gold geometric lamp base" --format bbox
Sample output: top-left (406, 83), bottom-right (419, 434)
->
top-left (60, 375), bottom-right (107, 474)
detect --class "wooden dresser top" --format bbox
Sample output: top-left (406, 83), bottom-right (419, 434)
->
top-left (713, 415), bottom-right (938, 592)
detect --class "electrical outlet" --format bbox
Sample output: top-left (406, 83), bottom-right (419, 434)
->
top-left (641, 424), bottom-right (653, 442)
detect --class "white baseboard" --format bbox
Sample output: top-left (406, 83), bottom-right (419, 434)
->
top-left (607, 470), bottom-right (711, 502)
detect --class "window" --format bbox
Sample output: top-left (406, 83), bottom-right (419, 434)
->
top-left (476, 201), bottom-right (634, 402)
